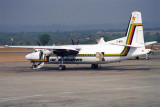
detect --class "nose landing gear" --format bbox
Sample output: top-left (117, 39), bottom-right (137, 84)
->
top-left (59, 65), bottom-right (66, 70)
top-left (31, 61), bottom-right (44, 69)
top-left (91, 64), bottom-right (99, 69)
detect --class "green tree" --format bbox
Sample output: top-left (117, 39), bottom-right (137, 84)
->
top-left (156, 32), bottom-right (160, 42)
top-left (39, 34), bottom-right (51, 45)
top-left (17, 40), bottom-right (25, 45)
top-left (157, 37), bottom-right (160, 43)
top-left (25, 40), bottom-right (31, 45)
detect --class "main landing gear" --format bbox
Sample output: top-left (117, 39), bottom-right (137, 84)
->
top-left (58, 56), bottom-right (66, 70)
top-left (135, 56), bottom-right (140, 60)
top-left (146, 54), bottom-right (149, 60)
top-left (91, 64), bottom-right (99, 69)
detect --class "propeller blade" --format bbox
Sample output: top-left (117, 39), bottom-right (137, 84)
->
top-left (148, 50), bottom-right (154, 55)
top-left (71, 39), bottom-right (75, 45)
top-left (39, 50), bottom-right (43, 61)
top-left (37, 41), bottom-right (41, 46)
top-left (43, 42), bottom-right (45, 46)
top-left (76, 39), bottom-right (79, 45)
top-left (151, 44), bottom-right (153, 50)
top-left (151, 51), bottom-right (154, 55)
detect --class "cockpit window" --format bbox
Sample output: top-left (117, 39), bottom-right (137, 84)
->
top-left (34, 50), bottom-right (38, 52)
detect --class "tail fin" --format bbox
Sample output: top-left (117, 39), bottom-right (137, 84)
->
top-left (125, 11), bottom-right (144, 47)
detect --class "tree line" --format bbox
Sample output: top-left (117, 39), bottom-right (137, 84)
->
top-left (0, 30), bottom-right (160, 45)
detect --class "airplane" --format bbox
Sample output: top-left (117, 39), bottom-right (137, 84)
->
top-left (5, 11), bottom-right (157, 70)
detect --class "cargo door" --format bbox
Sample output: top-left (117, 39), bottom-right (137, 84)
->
top-left (96, 52), bottom-right (105, 62)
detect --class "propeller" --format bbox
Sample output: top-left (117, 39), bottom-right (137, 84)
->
top-left (71, 39), bottom-right (75, 45)
top-left (39, 50), bottom-right (43, 61)
top-left (37, 41), bottom-right (46, 46)
top-left (148, 44), bottom-right (155, 55)
top-left (146, 44), bottom-right (155, 60)
top-left (76, 39), bottom-right (79, 45)
top-left (151, 44), bottom-right (155, 55)
top-left (148, 50), bottom-right (154, 55)
top-left (71, 38), bottom-right (79, 45)
top-left (36, 41), bottom-right (43, 61)
top-left (37, 41), bottom-right (41, 46)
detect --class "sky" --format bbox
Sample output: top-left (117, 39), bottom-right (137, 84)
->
top-left (0, 0), bottom-right (160, 26)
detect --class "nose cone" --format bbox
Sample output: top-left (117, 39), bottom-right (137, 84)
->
top-left (25, 54), bottom-right (31, 59)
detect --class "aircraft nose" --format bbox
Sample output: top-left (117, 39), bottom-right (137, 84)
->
top-left (25, 54), bottom-right (31, 59)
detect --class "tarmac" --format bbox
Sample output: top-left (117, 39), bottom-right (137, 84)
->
top-left (0, 51), bottom-right (160, 107)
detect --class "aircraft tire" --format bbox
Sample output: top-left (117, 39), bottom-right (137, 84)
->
top-left (62, 65), bottom-right (66, 70)
top-left (135, 56), bottom-right (140, 60)
top-left (91, 64), bottom-right (98, 69)
top-left (59, 65), bottom-right (66, 70)
top-left (31, 65), bottom-right (37, 69)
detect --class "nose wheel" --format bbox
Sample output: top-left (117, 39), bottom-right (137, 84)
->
top-left (59, 65), bottom-right (66, 70)
top-left (31, 61), bottom-right (44, 69)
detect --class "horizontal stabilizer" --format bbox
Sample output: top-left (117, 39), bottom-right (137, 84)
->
top-left (110, 43), bottom-right (142, 48)
top-left (144, 41), bottom-right (157, 46)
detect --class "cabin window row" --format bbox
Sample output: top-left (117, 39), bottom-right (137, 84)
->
top-left (77, 54), bottom-right (95, 56)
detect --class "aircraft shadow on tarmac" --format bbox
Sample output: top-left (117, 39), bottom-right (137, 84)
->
top-left (16, 64), bottom-right (157, 72)
top-left (10, 51), bottom-right (160, 73)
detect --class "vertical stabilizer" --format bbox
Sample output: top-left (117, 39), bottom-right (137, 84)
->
top-left (126, 11), bottom-right (144, 47)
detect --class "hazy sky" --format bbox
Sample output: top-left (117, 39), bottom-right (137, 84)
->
top-left (0, 0), bottom-right (159, 25)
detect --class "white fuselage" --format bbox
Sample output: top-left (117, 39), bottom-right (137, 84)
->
top-left (45, 44), bottom-right (148, 64)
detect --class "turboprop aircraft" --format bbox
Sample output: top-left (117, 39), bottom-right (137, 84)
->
top-left (5, 11), bottom-right (157, 70)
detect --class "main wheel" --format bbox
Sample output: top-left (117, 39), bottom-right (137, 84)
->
top-left (91, 64), bottom-right (98, 69)
top-left (62, 65), bottom-right (66, 70)
top-left (135, 56), bottom-right (140, 60)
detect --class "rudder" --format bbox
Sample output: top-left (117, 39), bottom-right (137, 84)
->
top-left (126, 11), bottom-right (144, 47)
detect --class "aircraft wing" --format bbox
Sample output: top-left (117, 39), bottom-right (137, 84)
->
top-left (5, 45), bottom-right (79, 56)
top-left (6, 45), bottom-right (76, 50)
